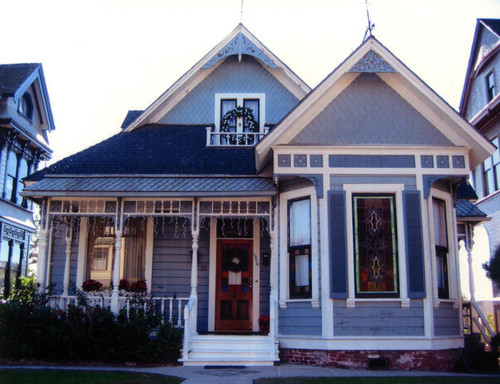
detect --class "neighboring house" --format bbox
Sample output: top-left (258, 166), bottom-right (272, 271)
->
top-left (460, 19), bottom-right (500, 331)
top-left (0, 64), bottom-right (54, 298)
top-left (23, 24), bottom-right (494, 370)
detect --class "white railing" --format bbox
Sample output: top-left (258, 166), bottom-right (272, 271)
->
top-left (48, 295), bottom-right (189, 327)
top-left (182, 295), bottom-right (197, 361)
top-left (206, 127), bottom-right (270, 146)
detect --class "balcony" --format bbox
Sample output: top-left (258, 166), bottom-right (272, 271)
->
top-left (206, 126), bottom-right (270, 147)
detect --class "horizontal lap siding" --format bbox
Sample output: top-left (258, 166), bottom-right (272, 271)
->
top-left (333, 300), bottom-right (424, 336)
top-left (434, 302), bottom-right (460, 336)
top-left (260, 227), bottom-right (271, 315)
top-left (49, 222), bottom-right (79, 295)
top-left (279, 302), bottom-right (322, 336)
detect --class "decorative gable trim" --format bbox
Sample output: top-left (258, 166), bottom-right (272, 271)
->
top-left (349, 51), bottom-right (395, 73)
top-left (202, 32), bottom-right (278, 69)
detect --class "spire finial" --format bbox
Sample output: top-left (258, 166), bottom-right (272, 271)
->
top-left (363, 0), bottom-right (375, 42)
top-left (240, 0), bottom-right (244, 24)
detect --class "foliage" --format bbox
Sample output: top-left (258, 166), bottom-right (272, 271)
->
top-left (82, 279), bottom-right (103, 292)
top-left (0, 369), bottom-right (183, 384)
top-left (119, 278), bottom-right (130, 291)
top-left (130, 280), bottom-right (147, 293)
top-left (8, 276), bottom-right (49, 308)
top-left (0, 284), bottom-right (182, 364)
top-left (482, 245), bottom-right (500, 285)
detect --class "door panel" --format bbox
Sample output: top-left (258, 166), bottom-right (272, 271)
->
top-left (215, 240), bottom-right (253, 332)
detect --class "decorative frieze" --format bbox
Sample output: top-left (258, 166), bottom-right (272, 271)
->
top-left (436, 156), bottom-right (450, 168)
top-left (2, 223), bottom-right (26, 241)
top-left (349, 51), bottom-right (395, 73)
top-left (294, 154), bottom-right (307, 167)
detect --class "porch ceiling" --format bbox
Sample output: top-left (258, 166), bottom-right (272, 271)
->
top-left (23, 176), bottom-right (276, 198)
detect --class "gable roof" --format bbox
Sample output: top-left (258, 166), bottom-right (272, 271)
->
top-left (26, 125), bottom-right (257, 182)
top-left (459, 18), bottom-right (500, 122)
top-left (255, 36), bottom-right (495, 170)
top-left (124, 23), bottom-right (310, 132)
top-left (0, 62), bottom-right (56, 132)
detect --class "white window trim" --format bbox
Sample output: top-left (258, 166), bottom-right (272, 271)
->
top-left (279, 186), bottom-right (319, 308)
top-left (214, 93), bottom-right (266, 133)
top-left (428, 189), bottom-right (459, 308)
top-left (343, 184), bottom-right (409, 309)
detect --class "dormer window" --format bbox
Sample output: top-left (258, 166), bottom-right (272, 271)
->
top-left (210, 93), bottom-right (266, 146)
top-left (18, 92), bottom-right (34, 120)
top-left (486, 71), bottom-right (497, 102)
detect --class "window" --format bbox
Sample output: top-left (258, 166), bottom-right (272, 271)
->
top-left (483, 137), bottom-right (500, 196)
top-left (214, 93), bottom-right (265, 146)
top-left (486, 71), bottom-right (497, 102)
top-left (18, 93), bottom-right (34, 120)
top-left (353, 194), bottom-right (399, 298)
top-left (0, 239), bottom-right (23, 299)
top-left (86, 217), bottom-right (146, 289)
top-left (433, 198), bottom-right (449, 299)
top-left (288, 198), bottom-right (311, 298)
top-left (3, 150), bottom-right (31, 207)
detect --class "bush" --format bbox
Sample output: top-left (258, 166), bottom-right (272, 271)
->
top-left (483, 245), bottom-right (500, 285)
top-left (0, 282), bottom-right (182, 364)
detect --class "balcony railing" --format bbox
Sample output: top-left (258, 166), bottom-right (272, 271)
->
top-left (206, 126), bottom-right (270, 146)
top-left (48, 295), bottom-right (189, 327)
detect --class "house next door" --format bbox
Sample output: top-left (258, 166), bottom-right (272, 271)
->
top-left (215, 240), bottom-right (253, 332)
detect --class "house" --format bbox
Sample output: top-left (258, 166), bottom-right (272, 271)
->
top-left (460, 19), bottom-right (500, 332)
top-left (23, 24), bottom-right (494, 370)
top-left (0, 63), bottom-right (54, 298)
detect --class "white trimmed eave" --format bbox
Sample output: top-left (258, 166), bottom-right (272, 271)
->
top-left (125, 24), bottom-right (310, 132)
top-left (255, 37), bottom-right (496, 171)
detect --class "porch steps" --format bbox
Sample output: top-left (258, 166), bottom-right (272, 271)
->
top-left (181, 334), bottom-right (279, 366)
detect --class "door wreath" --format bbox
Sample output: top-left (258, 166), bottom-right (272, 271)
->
top-left (222, 247), bottom-right (248, 272)
top-left (220, 106), bottom-right (258, 144)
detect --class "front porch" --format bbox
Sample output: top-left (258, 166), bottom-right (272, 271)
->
top-left (38, 196), bottom-right (279, 366)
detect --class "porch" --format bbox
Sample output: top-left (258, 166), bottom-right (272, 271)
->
top-left (37, 195), bottom-right (279, 366)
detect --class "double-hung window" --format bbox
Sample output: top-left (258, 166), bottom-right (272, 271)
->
top-left (486, 71), bottom-right (497, 102)
top-left (288, 197), bottom-right (312, 299)
top-left (483, 137), bottom-right (499, 196)
top-left (433, 198), bottom-right (450, 299)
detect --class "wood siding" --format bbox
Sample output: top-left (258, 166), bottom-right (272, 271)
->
top-left (434, 302), bottom-right (461, 336)
top-left (48, 221), bottom-right (79, 295)
top-left (279, 301), bottom-right (322, 335)
top-left (333, 300), bottom-right (425, 336)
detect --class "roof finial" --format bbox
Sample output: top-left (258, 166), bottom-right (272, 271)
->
top-left (363, 0), bottom-right (375, 42)
top-left (240, 0), bottom-right (244, 24)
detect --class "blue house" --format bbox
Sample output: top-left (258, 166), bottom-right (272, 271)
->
top-left (24, 24), bottom-right (494, 369)
top-left (0, 63), bottom-right (54, 298)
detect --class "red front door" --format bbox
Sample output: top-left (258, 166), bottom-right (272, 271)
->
top-left (215, 240), bottom-right (253, 332)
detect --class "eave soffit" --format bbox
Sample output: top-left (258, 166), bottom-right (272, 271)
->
top-left (125, 23), bottom-right (310, 132)
top-left (255, 36), bottom-right (495, 171)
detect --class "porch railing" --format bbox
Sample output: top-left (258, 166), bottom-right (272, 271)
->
top-left (182, 295), bottom-right (197, 361)
top-left (206, 126), bottom-right (270, 146)
top-left (48, 295), bottom-right (189, 327)
top-left (463, 301), bottom-right (496, 351)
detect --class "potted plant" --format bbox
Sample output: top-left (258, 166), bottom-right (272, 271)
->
top-left (82, 279), bottom-right (103, 292)
top-left (258, 315), bottom-right (270, 335)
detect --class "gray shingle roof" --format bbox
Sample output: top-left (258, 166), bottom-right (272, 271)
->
top-left (456, 200), bottom-right (487, 218)
top-left (24, 176), bottom-right (275, 196)
top-left (0, 63), bottom-right (40, 95)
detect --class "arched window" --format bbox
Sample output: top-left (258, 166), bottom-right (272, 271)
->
top-left (19, 93), bottom-right (34, 120)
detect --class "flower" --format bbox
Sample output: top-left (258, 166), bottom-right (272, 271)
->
top-left (119, 279), bottom-right (130, 291)
top-left (130, 280), bottom-right (147, 293)
top-left (258, 315), bottom-right (270, 335)
top-left (82, 279), bottom-right (103, 292)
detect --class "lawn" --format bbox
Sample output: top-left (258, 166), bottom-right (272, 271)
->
top-left (0, 369), bottom-right (183, 384)
top-left (255, 377), bottom-right (500, 384)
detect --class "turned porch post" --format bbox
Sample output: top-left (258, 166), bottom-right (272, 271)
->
top-left (111, 199), bottom-right (123, 314)
top-left (465, 223), bottom-right (476, 302)
top-left (37, 199), bottom-right (50, 291)
top-left (190, 230), bottom-right (199, 297)
top-left (62, 222), bottom-right (73, 296)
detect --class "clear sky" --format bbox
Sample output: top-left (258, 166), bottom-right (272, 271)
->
top-left (2, 0), bottom-right (500, 163)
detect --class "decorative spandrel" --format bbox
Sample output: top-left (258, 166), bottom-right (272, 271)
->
top-left (350, 51), bottom-right (395, 73)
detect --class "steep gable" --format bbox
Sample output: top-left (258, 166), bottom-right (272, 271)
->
top-left (291, 73), bottom-right (452, 146)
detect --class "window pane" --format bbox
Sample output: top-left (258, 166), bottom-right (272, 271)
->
top-left (221, 99), bottom-right (237, 131)
top-left (17, 158), bottom-right (28, 206)
top-left (289, 198), bottom-right (311, 247)
top-left (294, 254), bottom-right (310, 287)
top-left (122, 217), bottom-right (146, 283)
top-left (354, 195), bottom-right (398, 296)
top-left (243, 99), bottom-right (259, 131)
top-left (432, 199), bottom-right (448, 247)
top-left (86, 218), bottom-right (115, 288)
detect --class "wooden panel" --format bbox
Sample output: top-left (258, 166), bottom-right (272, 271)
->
top-left (329, 191), bottom-right (347, 298)
top-left (279, 302), bottom-right (322, 335)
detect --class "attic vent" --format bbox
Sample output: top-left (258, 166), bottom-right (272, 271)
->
top-left (350, 51), bottom-right (395, 73)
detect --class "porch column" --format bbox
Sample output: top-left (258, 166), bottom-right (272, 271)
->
top-left (190, 231), bottom-right (199, 297)
top-left (269, 216), bottom-right (279, 338)
top-left (62, 223), bottom-right (73, 297)
top-left (465, 223), bottom-right (475, 302)
top-left (110, 229), bottom-right (123, 314)
top-left (37, 228), bottom-right (49, 291)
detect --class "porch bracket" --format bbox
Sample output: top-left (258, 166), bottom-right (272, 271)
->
top-left (274, 174), bottom-right (323, 198)
top-left (422, 174), bottom-right (461, 199)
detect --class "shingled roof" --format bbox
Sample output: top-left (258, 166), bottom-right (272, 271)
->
top-left (28, 125), bottom-right (257, 181)
top-left (0, 63), bottom-right (40, 95)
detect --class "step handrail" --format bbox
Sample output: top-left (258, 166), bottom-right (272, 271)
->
top-left (471, 301), bottom-right (496, 351)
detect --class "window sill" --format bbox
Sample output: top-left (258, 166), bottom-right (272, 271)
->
top-left (279, 298), bottom-right (320, 309)
top-left (434, 298), bottom-right (458, 309)
top-left (346, 297), bottom-right (410, 309)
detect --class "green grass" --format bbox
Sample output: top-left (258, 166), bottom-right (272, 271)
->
top-left (0, 369), bottom-right (183, 384)
top-left (255, 377), bottom-right (500, 384)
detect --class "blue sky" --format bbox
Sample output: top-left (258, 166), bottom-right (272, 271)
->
top-left (2, 0), bottom-right (500, 162)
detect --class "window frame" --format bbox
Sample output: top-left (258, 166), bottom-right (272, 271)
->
top-left (343, 184), bottom-right (409, 307)
top-left (18, 92), bottom-right (34, 121)
top-left (486, 71), bottom-right (497, 102)
top-left (482, 136), bottom-right (500, 196)
top-left (279, 186), bottom-right (319, 308)
top-left (214, 93), bottom-right (265, 134)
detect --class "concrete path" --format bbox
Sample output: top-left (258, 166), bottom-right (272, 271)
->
top-left (2, 364), bottom-right (499, 383)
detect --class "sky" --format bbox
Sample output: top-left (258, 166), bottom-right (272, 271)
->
top-left (2, 0), bottom-right (500, 163)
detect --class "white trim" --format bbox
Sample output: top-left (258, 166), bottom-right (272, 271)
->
top-left (342, 184), bottom-right (408, 307)
top-left (207, 218), bottom-right (217, 332)
top-left (144, 218), bottom-right (154, 291)
top-left (76, 217), bottom-right (88, 290)
top-left (278, 335), bottom-right (464, 351)
top-left (278, 186), bottom-right (319, 308)
top-left (252, 218), bottom-right (261, 332)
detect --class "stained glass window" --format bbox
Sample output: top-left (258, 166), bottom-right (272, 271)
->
top-left (353, 194), bottom-right (399, 297)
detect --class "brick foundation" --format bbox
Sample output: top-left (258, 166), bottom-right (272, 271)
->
top-left (279, 348), bottom-right (463, 372)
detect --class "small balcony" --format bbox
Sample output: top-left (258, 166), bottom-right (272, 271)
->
top-left (206, 126), bottom-right (270, 147)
